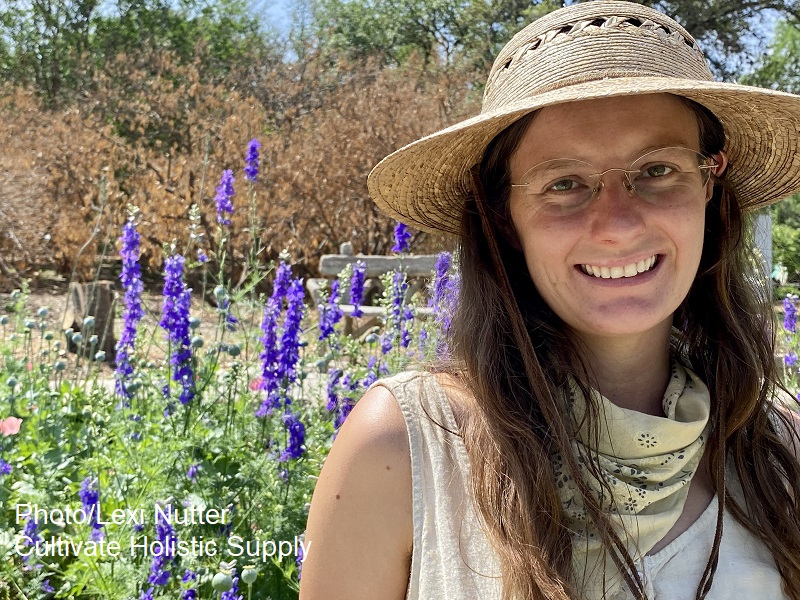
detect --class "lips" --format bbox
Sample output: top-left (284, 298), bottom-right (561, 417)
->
top-left (579, 255), bottom-right (659, 279)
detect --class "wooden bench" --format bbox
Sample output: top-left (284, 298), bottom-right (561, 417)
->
top-left (308, 242), bottom-right (438, 337)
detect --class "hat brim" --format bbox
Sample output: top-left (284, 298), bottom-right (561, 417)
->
top-left (367, 77), bottom-right (800, 235)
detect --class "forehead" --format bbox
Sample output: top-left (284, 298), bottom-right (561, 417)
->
top-left (510, 94), bottom-right (701, 172)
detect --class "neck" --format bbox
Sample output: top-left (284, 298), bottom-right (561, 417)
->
top-left (572, 320), bottom-right (673, 416)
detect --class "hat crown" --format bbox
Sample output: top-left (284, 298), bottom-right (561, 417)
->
top-left (483, 0), bottom-right (714, 113)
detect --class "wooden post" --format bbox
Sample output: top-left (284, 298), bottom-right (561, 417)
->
top-left (62, 281), bottom-right (117, 362)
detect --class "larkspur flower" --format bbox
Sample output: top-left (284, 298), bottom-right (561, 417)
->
top-left (148, 505), bottom-right (178, 586)
top-left (115, 218), bottom-right (145, 401)
top-left (220, 567), bottom-right (243, 600)
top-left (325, 369), bottom-right (342, 412)
top-left (21, 517), bottom-right (40, 564)
top-left (279, 411), bottom-right (306, 462)
top-left (297, 543), bottom-right (304, 580)
top-left (392, 222), bottom-right (412, 253)
top-left (786, 352), bottom-right (798, 367)
top-left (349, 261), bottom-right (366, 318)
top-left (277, 278), bottom-right (306, 405)
top-left (41, 579), bottom-right (54, 593)
top-left (362, 356), bottom-right (378, 388)
top-left (187, 464), bottom-right (199, 480)
top-left (244, 138), bottom-right (262, 182)
top-left (160, 255), bottom-right (194, 405)
top-left (784, 296), bottom-right (797, 333)
top-left (318, 279), bottom-right (343, 340)
top-left (215, 170), bottom-right (235, 226)
top-left (79, 478), bottom-right (104, 541)
top-left (218, 295), bottom-right (239, 332)
top-left (197, 248), bottom-right (209, 264)
top-left (140, 588), bottom-right (155, 600)
top-left (256, 262), bottom-right (300, 417)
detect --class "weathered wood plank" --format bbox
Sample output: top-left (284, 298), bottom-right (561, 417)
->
top-left (319, 254), bottom-right (438, 277)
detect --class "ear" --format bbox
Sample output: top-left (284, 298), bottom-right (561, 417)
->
top-left (705, 149), bottom-right (728, 203)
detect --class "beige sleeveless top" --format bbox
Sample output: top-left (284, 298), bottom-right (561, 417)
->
top-left (369, 370), bottom-right (789, 600)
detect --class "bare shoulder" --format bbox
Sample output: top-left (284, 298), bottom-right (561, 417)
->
top-left (299, 384), bottom-right (413, 600)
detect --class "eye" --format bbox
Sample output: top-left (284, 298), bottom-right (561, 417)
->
top-left (640, 164), bottom-right (675, 178)
top-left (548, 178), bottom-right (587, 192)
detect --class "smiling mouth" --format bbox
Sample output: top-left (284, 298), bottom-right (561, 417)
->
top-left (579, 255), bottom-right (660, 279)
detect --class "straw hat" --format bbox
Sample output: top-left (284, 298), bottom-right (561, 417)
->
top-left (367, 0), bottom-right (800, 236)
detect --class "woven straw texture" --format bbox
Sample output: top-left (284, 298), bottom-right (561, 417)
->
top-left (367, 0), bottom-right (800, 235)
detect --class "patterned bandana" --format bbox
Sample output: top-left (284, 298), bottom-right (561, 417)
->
top-left (551, 359), bottom-right (711, 599)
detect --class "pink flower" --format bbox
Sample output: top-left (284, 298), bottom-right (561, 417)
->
top-left (0, 417), bottom-right (22, 436)
top-left (248, 377), bottom-right (265, 392)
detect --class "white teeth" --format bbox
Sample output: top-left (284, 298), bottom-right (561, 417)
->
top-left (581, 255), bottom-right (658, 280)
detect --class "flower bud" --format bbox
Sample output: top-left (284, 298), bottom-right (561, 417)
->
top-left (227, 344), bottom-right (241, 357)
top-left (7, 377), bottom-right (18, 388)
top-left (37, 307), bottom-right (48, 318)
top-left (89, 335), bottom-right (98, 346)
top-left (72, 333), bottom-right (83, 344)
top-left (189, 316), bottom-right (201, 330)
top-left (214, 285), bottom-right (226, 299)
top-left (83, 316), bottom-right (95, 329)
top-left (211, 572), bottom-right (233, 592)
top-left (241, 567), bottom-right (257, 585)
top-left (191, 336), bottom-right (204, 349)
top-left (0, 316), bottom-right (8, 325)
top-left (54, 360), bottom-right (66, 372)
top-left (44, 331), bottom-right (54, 341)
top-left (24, 319), bottom-right (35, 330)
top-left (94, 351), bottom-right (106, 362)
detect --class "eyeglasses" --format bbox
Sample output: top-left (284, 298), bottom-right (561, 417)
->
top-left (510, 146), bottom-right (718, 217)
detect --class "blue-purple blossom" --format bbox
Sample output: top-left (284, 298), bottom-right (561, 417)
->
top-left (279, 411), bottom-right (306, 461)
top-left (276, 278), bottom-right (305, 404)
top-left (429, 252), bottom-right (459, 359)
top-left (786, 352), bottom-right (798, 367)
top-left (349, 261), bottom-right (366, 317)
top-left (115, 218), bottom-right (145, 401)
top-left (21, 517), bottom-right (40, 564)
top-left (392, 222), bottom-right (412, 253)
top-left (148, 506), bottom-right (178, 586)
top-left (297, 543), bottom-right (304, 581)
top-left (325, 369), bottom-right (342, 412)
top-left (140, 588), bottom-right (154, 600)
top-left (197, 248), bottom-right (208, 264)
top-left (181, 568), bottom-right (197, 599)
top-left (215, 170), bottom-right (235, 226)
top-left (318, 279), bottom-right (343, 340)
top-left (256, 262), bottom-right (299, 417)
top-left (41, 580), bottom-right (54, 593)
top-left (784, 296), bottom-right (797, 334)
top-left (187, 464), bottom-right (199, 480)
top-left (0, 458), bottom-right (11, 475)
top-left (362, 357), bottom-right (378, 388)
top-left (220, 568), bottom-right (243, 600)
top-left (218, 295), bottom-right (239, 332)
top-left (79, 478), bottom-right (104, 541)
top-left (244, 138), bottom-right (261, 182)
top-left (160, 255), bottom-right (194, 405)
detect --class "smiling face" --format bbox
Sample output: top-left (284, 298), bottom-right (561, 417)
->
top-left (507, 94), bottom-right (726, 343)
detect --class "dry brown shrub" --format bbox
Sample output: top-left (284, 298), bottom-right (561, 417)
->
top-left (0, 49), bottom-right (479, 293)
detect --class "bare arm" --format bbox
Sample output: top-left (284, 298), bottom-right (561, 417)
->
top-left (299, 385), bottom-right (414, 600)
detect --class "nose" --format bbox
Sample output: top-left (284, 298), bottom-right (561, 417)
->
top-left (588, 173), bottom-right (647, 243)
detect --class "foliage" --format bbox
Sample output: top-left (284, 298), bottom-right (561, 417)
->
top-left (773, 222), bottom-right (800, 281)
top-left (0, 51), bottom-right (466, 292)
top-left (740, 19), bottom-right (800, 92)
top-left (0, 208), bottom-right (459, 597)
top-left (0, 0), bottom-right (272, 105)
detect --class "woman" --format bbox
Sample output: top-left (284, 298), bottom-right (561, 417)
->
top-left (300, 1), bottom-right (800, 599)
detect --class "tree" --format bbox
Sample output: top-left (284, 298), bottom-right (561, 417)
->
top-left (740, 19), bottom-right (800, 92)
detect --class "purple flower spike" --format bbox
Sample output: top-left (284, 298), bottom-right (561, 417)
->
top-left (115, 218), bottom-right (145, 401)
top-left (160, 255), bottom-right (194, 405)
top-left (277, 278), bottom-right (306, 404)
top-left (392, 222), bottom-right (411, 253)
top-left (784, 296), bottom-right (797, 334)
top-left (215, 170), bottom-right (235, 226)
top-left (220, 567), bottom-right (242, 600)
top-left (319, 279), bottom-right (343, 340)
top-left (349, 261), bottom-right (366, 318)
top-left (79, 478), bottom-right (104, 541)
top-left (244, 138), bottom-right (261, 182)
top-left (279, 411), bottom-right (306, 462)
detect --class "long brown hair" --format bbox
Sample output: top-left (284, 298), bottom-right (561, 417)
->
top-left (430, 96), bottom-right (800, 599)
